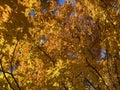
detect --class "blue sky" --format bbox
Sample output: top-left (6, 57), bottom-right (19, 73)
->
top-left (100, 49), bottom-right (106, 58)
top-left (58, 0), bottom-right (66, 5)
top-left (30, 0), bottom-right (77, 16)
top-left (29, 11), bottom-right (35, 17)
top-left (58, 0), bottom-right (77, 6)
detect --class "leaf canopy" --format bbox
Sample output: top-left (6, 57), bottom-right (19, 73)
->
top-left (0, 0), bottom-right (120, 90)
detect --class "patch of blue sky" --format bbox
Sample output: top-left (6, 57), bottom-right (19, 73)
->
top-left (112, 3), bottom-right (117, 8)
top-left (29, 11), bottom-right (35, 17)
top-left (58, 0), bottom-right (66, 6)
top-left (41, 9), bottom-right (47, 13)
top-left (71, 12), bottom-right (75, 16)
top-left (9, 66), bottom-right (16, 73)
top-left (9, 64), bottom-right (20, 73)
top-left (70, 0), bottom-right (77, 6)
top-left (51, 9), bottom-right (57, 15)
top-left (67, 52), bottom-right (78, 59)
top-left (67, 52), bottom-right (73, 56)
top-left (111, 2), bottom-right (118, 12)
top-left (100, 49), bottom-right (106, 58)
top-left (41, 35), bottom-right (47, 43)
top-left (58, 0), bottom-right (77, 6)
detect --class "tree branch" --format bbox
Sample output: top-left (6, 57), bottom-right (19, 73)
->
top-left (9, 33), bottom-right (21, 90)
top-left (85, 77), bottom-right (96, 90)
top-left (0, 56), bottom-right (15, 90)
top-left (86, 58), bottom-right (110, 90)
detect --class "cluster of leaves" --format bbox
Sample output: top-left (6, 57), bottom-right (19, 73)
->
top-left (0, 0), bottom-right (120, 90)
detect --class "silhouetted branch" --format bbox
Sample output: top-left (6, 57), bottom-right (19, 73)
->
top-left (0, 41), bottom-right (15, 89)
top-left (0, 56), bottom-right (15, 90)
top-left (86, 58), bottom-right (110, 90)
top-left (10, 41), bottom-right (18, 72)
top-left (85, 78), bottom-right (96, 90)
top-left (10, 31), bottom-right (19, 72)
top-left (9, 72), bottom-right (21, 90)
top-left (37, 45), bottom-right (55, 65)
top-left (31, 30), bottom-right (56, 66)
top-left (9, 32), bottom-right (21, 90)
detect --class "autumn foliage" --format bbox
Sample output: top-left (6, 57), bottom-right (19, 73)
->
top-left (0, 0), bottom-right (120, 90)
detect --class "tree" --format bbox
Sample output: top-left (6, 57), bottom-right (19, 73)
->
top-left (0, 0), bottom-right (120, 90)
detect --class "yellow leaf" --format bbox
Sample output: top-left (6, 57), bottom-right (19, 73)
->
top-left (53, 82), bottom-right (59, 87)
